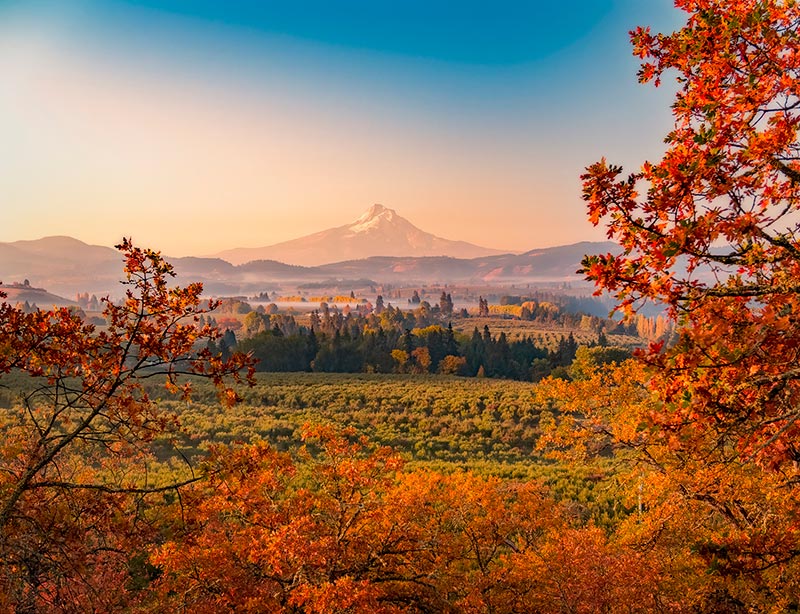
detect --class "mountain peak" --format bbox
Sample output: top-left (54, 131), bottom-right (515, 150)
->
top-left (355, 203), bottom-right (393, 221)
top-left (365, 203), bottom-right (390, 216)
top-left (213, 204), bottom-right (505, 265)
top-left (350, 204), bottom-right (398, 233)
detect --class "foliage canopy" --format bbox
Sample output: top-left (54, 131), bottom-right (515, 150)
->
top-left (571, 0), bottom-right (800, 607)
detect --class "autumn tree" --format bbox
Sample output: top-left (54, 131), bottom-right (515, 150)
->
top-left (0, 239), bottom-right (253, 611)
top-left (150, 425), bottom-right (675, 613)
top-left (410, 346), bottom-right (432, 373)
top-left (439, 292), bottom-right (453, 316)
top-left (583, 0), bottom-right (800, 464)
top-left (573, 0), bottom-right (800, 607)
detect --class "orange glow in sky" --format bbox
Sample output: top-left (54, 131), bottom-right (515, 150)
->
top-left (1, 1), bottom-right (681, 256)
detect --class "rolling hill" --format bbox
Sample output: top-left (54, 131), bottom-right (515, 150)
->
top-left (0, 230), bottom-right (619, 298)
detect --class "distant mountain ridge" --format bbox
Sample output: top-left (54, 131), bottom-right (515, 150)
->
top-left (213, 204), bottom-right (506, 266)
top-left (312, 241), bottom-right (619, 283)
top-left (0, 234), bottom-right (619, 299)
top-left (0, 236), bottom-right (122, 297)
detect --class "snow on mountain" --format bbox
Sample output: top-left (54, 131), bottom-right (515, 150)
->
top-left (348, 204), bottom-right (396, 234)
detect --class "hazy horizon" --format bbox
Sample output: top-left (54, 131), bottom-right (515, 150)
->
top-left (2, 0), bottom-right (682, 257)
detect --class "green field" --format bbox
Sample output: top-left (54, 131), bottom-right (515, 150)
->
top-left (451, 316), bottom-right (641, 347)
top-left (150, 372), bottom-right (622, 526)
top-left (0, 370), bottom-right (624, 527)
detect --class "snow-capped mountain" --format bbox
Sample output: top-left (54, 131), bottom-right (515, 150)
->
top-left (214, 204), bottom-right (505, 266)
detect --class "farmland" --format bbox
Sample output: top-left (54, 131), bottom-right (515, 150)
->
top-left (150, 372), bottom-right (621, 526)
top-left (450, 316), bottom-right (640, 347)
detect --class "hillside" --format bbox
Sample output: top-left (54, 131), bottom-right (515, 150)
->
top-left (0, 234), bottom-right (619, 297)
top-left (0, 237), bottom-right (121, 297)
top-left (0, 282), bottom-right (76, 308)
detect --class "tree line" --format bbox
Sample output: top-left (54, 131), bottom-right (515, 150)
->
top-left (231, 308), bottom-right (613, 380)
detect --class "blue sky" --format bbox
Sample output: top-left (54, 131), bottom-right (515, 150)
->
top-left (104, 0), bottom-right (614, 64)
top-left (0, 0), bottom-right (683, 255)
